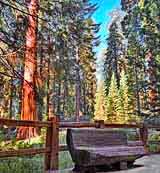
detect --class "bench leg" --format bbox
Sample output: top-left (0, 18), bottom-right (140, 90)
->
top-left (86, 166), bottom-right (96, 173)
top-left (73, 165), bottom-right (83, 172)
top-left (72, 165), bottom-right (96, 173)
top-left (128, 161), bottom-right (134, 167)
top-left (72, 165), bottom-right (86, 173)
top-left (73, 164), bottom-right (79, 171)
top-left (120, 161), bottom-right (127, 170)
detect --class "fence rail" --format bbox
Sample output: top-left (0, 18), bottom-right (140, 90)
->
top-left (0, 148), bottom-right (50, 157)
top-left (0, 117), bottom-right (159, 172)
top-left (0, 118), bottom-right (51, 127)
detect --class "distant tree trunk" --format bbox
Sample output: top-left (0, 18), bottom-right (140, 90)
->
top-left (39, 40), bottom-right (44, 77)
top-left (38, 40), bottom-right (44, 121)
top-left (75, 47), bottom-right (81, 122)
top-left (83, 83), bottom-right (86, 115)
top-left (145, 50), bottom-right (158, 114)
top-left (90, 82), bottom-right (95, 116)
top-left (46, 36), bottom-right (55, 118)
top-left (52, 71), bottom-right (56, 114)
top-left (17, 0), bottom-right (39, 139)
top-left (9, 78), bottom-right (14, 119)
top-left (75, 69), bottom-right (81, 122)
top-left (46, 56), bottom-right (50, 117)
top-left (57, 79), bottom-right (61, 116)
top-left (47, 71), bottom-right (55, 119)
top-left (134, 57), bottom-right (141, 114)
top-left (62, 80), bottom-right (68, 119)
top-left (113, 55), bottom-right (119, 87)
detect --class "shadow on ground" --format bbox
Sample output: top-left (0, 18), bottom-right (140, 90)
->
top-left (95, 164), bottom-right (143, 173)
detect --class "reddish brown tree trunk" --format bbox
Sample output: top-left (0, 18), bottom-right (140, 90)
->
top-left (17, 0), bottom-right (39, 139)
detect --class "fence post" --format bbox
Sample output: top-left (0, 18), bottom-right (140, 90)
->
top-left (45, 116), bottom-right (59, 172)
top-left (139, 125), bottom-right (148, 152)
top-left (95, 120), bottom-right (105, 128)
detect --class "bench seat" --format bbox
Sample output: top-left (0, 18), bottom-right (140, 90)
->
top-left (67, 128), bottom-right (146, 172)
top-left (76, 145), bottom-right (145, 157)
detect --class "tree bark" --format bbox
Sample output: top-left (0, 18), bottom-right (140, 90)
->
top-left (17, 0), bottom-right (39, 139)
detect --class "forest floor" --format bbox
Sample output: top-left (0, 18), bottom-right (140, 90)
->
top-left (49, 154), bottom-right (160, 173)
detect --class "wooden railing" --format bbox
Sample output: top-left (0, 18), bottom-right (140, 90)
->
top-left (0, 117), bottom-right (59, 172)
top-left (0, 117), bottom-right (158, 172)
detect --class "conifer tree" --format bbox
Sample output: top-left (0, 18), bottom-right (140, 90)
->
top-left (104, 17), bottom-right (124, 93)
top-left (121, 0), bottom-right (160, 120)
top-left (94, 81), bottom-right (106, 120)
top-left (105, 73), bottom-right (121, 123)
top-left (119, 70), bottom-right (134, 123)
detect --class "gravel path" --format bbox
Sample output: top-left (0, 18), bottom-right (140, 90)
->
top-left (106, 154), bottom-right (160, 173)
top-left (49, 154), bottom-right (160, 173)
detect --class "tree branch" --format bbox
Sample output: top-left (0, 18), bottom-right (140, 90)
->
top-left (0, 0), bottom-right (47, 22)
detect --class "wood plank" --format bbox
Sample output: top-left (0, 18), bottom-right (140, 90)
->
top-left (59, 144), bottom-right (68, 151)
top-left (60, 122), bottom-right (96, 128)
top-left (0, 147), bottom-right (50, 157)
top-left (147, 125), bottom-right (160, 129)
top-left (60, 122), bottom-right (142, 129)
top-left (149, 141), bottom-right (160, 145)
top-left (0, 118), bottom-right (51, 127)
top-left (50, 116), bottom-right (59, 170)
top-left (103, 124), bottom-right (142, 128)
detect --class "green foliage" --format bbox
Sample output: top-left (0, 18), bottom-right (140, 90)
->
top-left (0, 156), bottom-right (43, 173)
top-left (0, 153), bottom-right (73, 173)
top-left (121, 0), bottom-right (160, 118)
top-left (119, 70), bottom-right (134, 123)
top-left (0, 136), bottom-right (43, 151)
top-left (148, 144), bottom-right (159, 153)
top-left (105, 73), bottom-right (121, 123)
top-left (148, 133), bottom-right (160, 152)
top-left (0, 132), bottom-right (73, 172)
top-left (96, 72), bottom-right (138, 124)
top-left (104, 20), bottom-right (124, 93)
top-left (94, 81), bottom-right (106, 120)
top-left (149, 133), bottom-right (160, 142)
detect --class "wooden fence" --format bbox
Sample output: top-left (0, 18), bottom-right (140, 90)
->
top-left (0, 117), bottom-right (158, 172)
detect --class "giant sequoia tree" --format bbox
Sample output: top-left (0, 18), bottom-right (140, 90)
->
top-left (0, 0), bottom-right (99, 134)
top-left (17, 0), bottom-right (39, 139)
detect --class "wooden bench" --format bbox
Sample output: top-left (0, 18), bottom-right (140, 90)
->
top-left (67, 128), bottom-right (146, 173)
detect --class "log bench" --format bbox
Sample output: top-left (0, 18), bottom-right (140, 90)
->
top-left (67, 128), bottom-right (146, 173)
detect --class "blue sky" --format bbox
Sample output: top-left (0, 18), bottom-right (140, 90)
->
top-left (91, 0), bottom-right (121, 52)
top-left (90, 0), bottom-right (121, 81)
